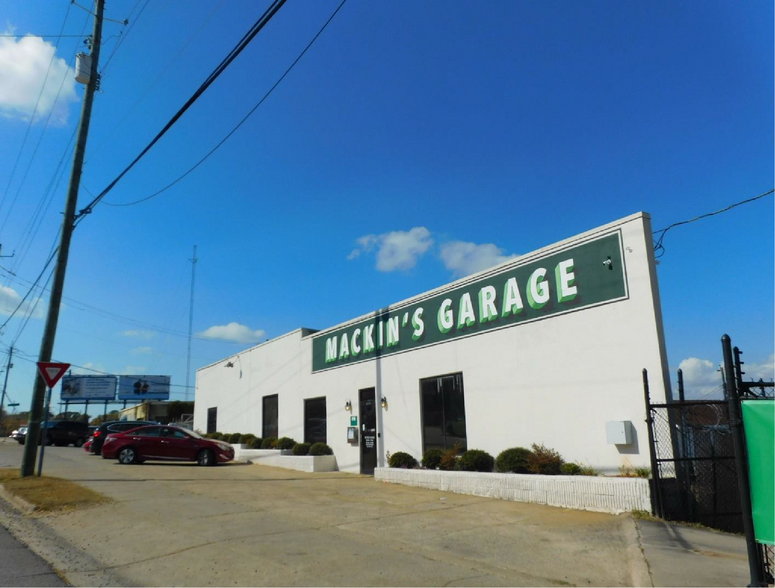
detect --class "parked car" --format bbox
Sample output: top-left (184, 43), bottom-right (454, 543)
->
top-left (101, 425), bottom-right (234, 466)
top-left (10, 425), bottom-right (28, 444)
top-left (90, 421), bottom-right (157, 455)
top-left (83, 438), bottom-right (93, 453)
top-left (13, 421), bottom-right (90, 447)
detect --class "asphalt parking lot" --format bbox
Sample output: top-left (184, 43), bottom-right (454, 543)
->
top-left (0, 441), bottom-right (748, 587)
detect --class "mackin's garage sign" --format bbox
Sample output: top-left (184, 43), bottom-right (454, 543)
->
top-left (311, 231), bottom-right (627, 372)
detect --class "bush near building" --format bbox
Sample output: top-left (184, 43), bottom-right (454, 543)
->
top-left (261, 437), bottom-right (278, 449)
top-left (292, 442), bottom-right (311, 455)
top-left (276, 437), bottom-right (296, 450)
top-left (421, 449), bottom-right (443, 469)
top-left (249, 437), bottom-right (264, 449)
top-left (388, 452), bottom-right (417, 469)
top-left (496, 447), bottom-right (533, 473)
top-left (239, 434), bottom-right (256, 446)
top-left (227, 433), bottom-right (242, 444)
top-left (439, 444), bottom-right (462, 470)
top-left (560, 462), bottom-right (581, 475)
top-left (457, 449), bottom-right (494, 472)
top-left (309, 442), bottom-right (333, 456)
top-left (528, 443), bottom-right (563, 475)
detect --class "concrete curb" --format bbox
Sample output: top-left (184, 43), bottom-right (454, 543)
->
top-left (0, 484), bottom-right (37, 514)
top-left (0, 487), bottom-right (130, 587)
top-left (622, 514), bottom-right (654, 587)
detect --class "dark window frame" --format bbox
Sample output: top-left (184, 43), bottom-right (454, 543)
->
top-left (262, 395), bottom-right (278, 439)
top-left (304, 396), bottom-right (327, 445)
top-left (206, 407), bottom-right (217, 434)
top-left (419, 372), bottom-right (467, 453)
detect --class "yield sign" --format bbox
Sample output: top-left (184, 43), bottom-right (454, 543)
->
top-left (37, 362), bottom-right (70, 388)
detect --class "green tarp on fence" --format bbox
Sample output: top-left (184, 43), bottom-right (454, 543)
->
top-left (742, 399), bottom-right (774, 545)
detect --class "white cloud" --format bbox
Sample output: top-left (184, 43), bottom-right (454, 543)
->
top-left (198, 322), bottom-right (266, 344)
top-left (120, 365), bottom-right (148, 375)
top-left (72, 361), bottom-right (107, 375)
top-left (121, 329), bottom-right (155, 339)
top-left (678, 357), bottom-right (723, 399)
top-left (440, 241), bottom-right (517, 278)
top-left (130, 346), bottom-right (153, 355)
top-left (741, 353), bottom-right (775, 383)
top-left (0, 33), bottom-right (78, 124)
top-left (348, 227), bottom-right (433, 272)
top-left (0, 284), bottom-right (45, 320)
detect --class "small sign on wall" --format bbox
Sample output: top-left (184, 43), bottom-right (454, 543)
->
top-left (347, 426), bottom-right (358, 444)
top-left (350, 416), bottom-right (357, 426)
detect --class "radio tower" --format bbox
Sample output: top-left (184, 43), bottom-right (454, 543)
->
top-left (185, 246), bottom-right (198, 401)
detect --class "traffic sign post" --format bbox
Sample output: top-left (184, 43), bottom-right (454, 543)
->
top-left (35, 362), bottom-right (69, 477)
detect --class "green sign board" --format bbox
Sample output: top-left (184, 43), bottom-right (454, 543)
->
top-left (742, 400), bottom-right (774, 545)
top-left (350, 416), bottom-right (357, 426)
top-left (312, 231), bottom-right (627, 372)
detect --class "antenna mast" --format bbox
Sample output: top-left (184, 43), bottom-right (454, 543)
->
top-left (186, 245), bottom-right (198, 401)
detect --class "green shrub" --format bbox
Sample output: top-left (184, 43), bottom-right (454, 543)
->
top-left (309, 442), bottom-right (333, 456)
top-left (292, 442), bottom-right (311, 455)
top-left (261, 437), bottom-right (278, 449)
top-left (578, 464), bottom-right (598, 476)
top-left (240, 434), bottom-right (257, 445)
top-left (457, 449), bottom-right (494, 472)
top-left (528, 443), bottom-right (563, 475)
top-left (249, 437), bottom-right (264, 449)
top-left (228, 433), bottom-right (242, 444)
top-left (634, 467), bottom-right (651, 479)
top-left (388, 451), bottom-right (417, 469)
top-left (439, 443), bottom-right (461, 471)
top-left (560, 462), bottom-right (582, 475)
top-left (276, 437), bottom-right (296, 450)
top-left (209, 432), bottom-right (222, 440)
top-left (495, 447), bottom-right (532, 473)
top-left (421, 449), bottom-right (444, 470)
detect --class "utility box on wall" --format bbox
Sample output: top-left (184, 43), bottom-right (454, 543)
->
top-left (606, 420), bottom-right (633, 445)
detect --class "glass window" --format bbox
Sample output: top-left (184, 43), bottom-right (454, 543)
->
top-left (304, 397), bottom-right (327, 445)
top-left (262, 395), bottom-right (278, 439)
top-left (420, 373), bottom-right (467, 453)
top-left (163, 428), bottom-right (188, 439)
top-left (207, 407), bottom-right (217, 434)
top-left (136, 427), bottom-right (162, 437)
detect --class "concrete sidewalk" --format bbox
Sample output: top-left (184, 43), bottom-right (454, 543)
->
top-left (0, 443), bottom-right (749, 587)
top-left (0, 519), bottom-right (67, 587)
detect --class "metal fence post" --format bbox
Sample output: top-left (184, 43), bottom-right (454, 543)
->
top-left (643, 368), bottom-right (663, 518)
top-left (722, 334), bottom-right (765, 587)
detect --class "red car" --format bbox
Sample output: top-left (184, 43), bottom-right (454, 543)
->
top-left (83, 438), bottom-right (92, 453)
top-left (101, 425), bottom-right (234, 466)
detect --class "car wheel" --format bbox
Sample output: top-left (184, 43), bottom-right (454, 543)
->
top-left (74, 438), bottom-right (85, 448)
top-left (118, 447), bottom-right (137, 464)
top-left (45, 436), bottom-right (54, 446)
top-left (197, 449), bottom-right (215, 467)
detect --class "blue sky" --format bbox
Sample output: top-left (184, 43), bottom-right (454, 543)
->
top-left (0, 0), bottom-right (772, 413)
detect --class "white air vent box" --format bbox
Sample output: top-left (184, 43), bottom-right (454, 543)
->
top-left (606, 420), bottom-right (633, 445)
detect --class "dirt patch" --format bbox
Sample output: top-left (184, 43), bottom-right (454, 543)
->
top-left (0, 467), bottom-right (111, 513)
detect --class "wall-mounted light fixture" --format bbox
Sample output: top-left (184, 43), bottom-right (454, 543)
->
top-left (344, 400), bottom-right (352, 412)
top-left (380, 396), bottom-right (388, 408)
top-left (224, 356), bottom-right (242, 378)
top-left (225, 361), bottom-right (234, 368)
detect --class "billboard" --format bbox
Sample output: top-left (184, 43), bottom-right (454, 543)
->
top-left (60, 375), bottom-right (117, 402)
top-left (118, 375), bottom-right (171, 400)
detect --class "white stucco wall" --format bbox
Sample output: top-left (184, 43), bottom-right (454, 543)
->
top-left (195, 212), bottom-right (670, 476)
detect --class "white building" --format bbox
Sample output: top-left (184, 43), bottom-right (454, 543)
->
top-left (194, 212), bottom-right (670, 475)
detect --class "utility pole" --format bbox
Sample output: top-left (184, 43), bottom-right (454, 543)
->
top-left (0, 346), bottom-right (13, 433)
top-left (20, 0), bottom-right (105, 477)
top-left (185, 245), bottom-right (198, 402)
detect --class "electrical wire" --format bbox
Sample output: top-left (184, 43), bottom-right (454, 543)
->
top-left (0, 247), bottom-right (59, 336)
top-left (85, 0), bottom-right (226, 165)
top-left (100, 0), bottom-right (348, 208)
top-left (0, 2), bottom-right (73, 221)
top-left (99, 0), bottom-right (149, 76)
top-left (653, 188), bottom-right (774, 258)
top-left (74, 0), bottom-right (287, 221)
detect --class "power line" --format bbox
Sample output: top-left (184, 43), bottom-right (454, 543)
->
top-left (0, 2), bottom-right (73, 220)
top-left (99, 0), bottom-right (149, 75)
top-left (74, 0), bottom-right (288, 222)
top-left (0, 34), bottom-right (88, 38)
top-left (653, 188), bottom-right (774, 258)
top-left (0, 247), bottom-right (59, 336)
top-left (101, 0), bottom-right (349, 209)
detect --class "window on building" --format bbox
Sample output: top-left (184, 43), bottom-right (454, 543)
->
top-left (304, 397), bottom-right (327, 445)
top-left (420, 372), bottom-right (467, 453)
top-left (207, 407), bottom-right (217, 434)
top-left (263, 395), bottom-right (278, 439)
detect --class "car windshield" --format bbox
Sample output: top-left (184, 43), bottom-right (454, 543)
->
top-left (185, 429), bottom-right (203, 440)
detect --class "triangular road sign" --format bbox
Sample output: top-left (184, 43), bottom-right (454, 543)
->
top-left (37, 362), bottom-right (71, 388)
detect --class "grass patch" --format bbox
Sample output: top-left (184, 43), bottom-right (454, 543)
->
top-left (0, 467), bottom-right (111, 513)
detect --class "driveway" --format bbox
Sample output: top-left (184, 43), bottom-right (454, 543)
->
top-left (0, 442), bottom-right (748, 587)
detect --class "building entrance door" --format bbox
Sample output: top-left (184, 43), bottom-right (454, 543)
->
top-left (359, 388), bottom-right (377, 475)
